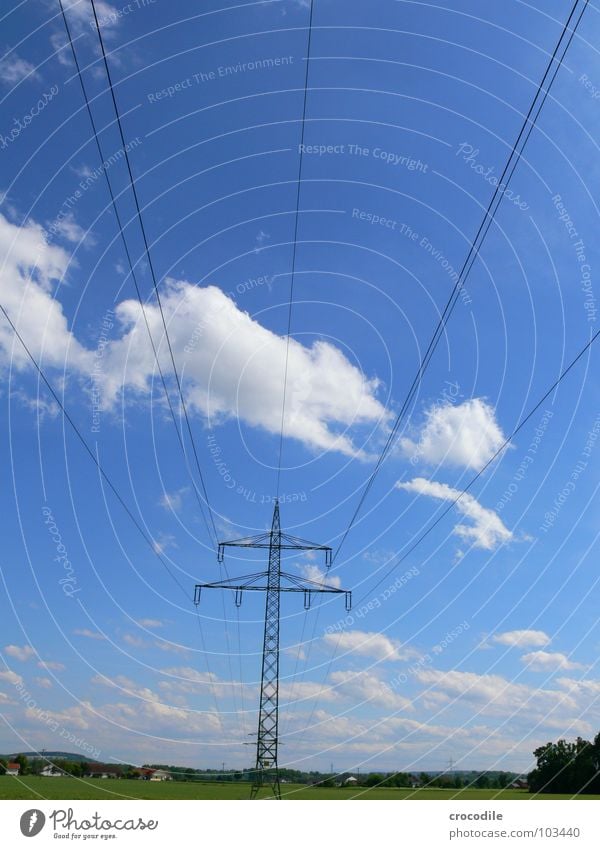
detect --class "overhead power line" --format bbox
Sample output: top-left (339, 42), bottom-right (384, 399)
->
top-left (333, 0), bottom-right (590, 564)
top-left (57, 0), bottom-right (217, 550)
top-left (275, 0), bottom-right (315, 498)
top-left (88, 0), bottom-right (219, 547)
top-left (356, 322), bottom-right (600, 606)
top-left (0, 302), bottom-right (189, 599)
top-left (84, 0), bottom-right (247, 731)
top-left (295, 0), bottom-right (590, 740)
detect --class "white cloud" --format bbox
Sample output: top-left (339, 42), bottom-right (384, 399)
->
top-left (323, 629), bottom-right (414, 662)
top-left (0, 221), bottom-right (387, 457)
top-left (34, 676), bottom-right (53, 689)
top-left (0, 53), bottom-right (39, 85)
top-left (400, 398), bottom-right (507, 471)
top-left (396, 477), bottom-right (513, 550)
top-left (122, 633), bottom-right (148, 648)
top-left (154, 640), bottom-right (189, 656)
top-left (152, 533), bottom-right (177, 555)
top-left (158, 667), bottom-right (245, 700)
top-left (330, 669), bottom-right (413, 710)
top-left (4, 644), bottom-right (35, 662)
top-left (300, 564), bottom-right (341, 589)
top-left (10, 390), bottom-right (60, 420)
top-left (556, 677), bottom-right (600, 696)
top-left (37, 660), bottom-right (65, 671)
top-left (48, 212), bottom-right (92, 246)
top-left (0, 669), bottom-right (23, 686)
top-left (279, 679), bottom-right (339, 704)
top-left (99, 282), bottom-right (388, 457)
top-left (415, 667), bottom-right (577, 716)
top-left (0, 213), bottom-right (93, 374)
top-left (50, 2), bottom-right (122, 71)
top-left (492, 630), bottom-right (551, 648)
top-left (159, 489), bottom-right (187, 512)
top-left (137, 619), bottom-right (164, 628)
top-left (521, 651), bottom-right (586, 672)
top-left (73, 628), bottom-right (106, 640)
top-left (60, 0), bottom-right (119, 30)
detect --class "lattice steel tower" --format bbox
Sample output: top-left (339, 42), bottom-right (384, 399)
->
top-left (195, 500), bottom-right (351, 798)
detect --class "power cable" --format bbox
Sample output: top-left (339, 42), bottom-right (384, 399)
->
top-left (298, 0), bottom-right (590, 738)
top-left (333, 0), bottom-right (589, 564)
top-left (0, 302), bottom-right (189, 600)
top-left (88, 0), bottom-right (219, 546)
top-left (275, 0), bottom-right (315, 497)
top-left (357, 324), bottom-right (600, 605)
top-left (57, 0), bottom-right (217, 549)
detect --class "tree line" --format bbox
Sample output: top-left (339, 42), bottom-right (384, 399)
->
top-left (528, 733), bottom-right (600, 794)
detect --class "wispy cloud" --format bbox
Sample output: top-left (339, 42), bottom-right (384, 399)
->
top-left (521, 650), bottom-right (586, 672)
top-left (73, 628), bottom-right (106, 640)
top-left (0, 52), bottom-right (39, 85)
top-left (396, 477), bottom-right (513, 551)
top-left (4, 644), bottom-right (35, 662)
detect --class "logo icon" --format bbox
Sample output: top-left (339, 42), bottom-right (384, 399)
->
top-left (19, 810), bottom-right (45, 837)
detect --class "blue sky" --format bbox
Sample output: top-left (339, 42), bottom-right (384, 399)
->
top-left (1, 0), bottom-right (600, 774)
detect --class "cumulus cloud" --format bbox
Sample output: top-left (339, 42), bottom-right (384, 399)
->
top-left (0, 212), bottom-right (92, 374)
top-left (100, 282), bottom-right (387, 456)
top-left (396, 477), bottom-right (513, 550)
top-left (323, 629), bottom-right (414, 662)
top-left (521, 651), bottom-right (586, 672)
top-left (4, 644), bottom-right (35, 662)
top-left (1, 212), bottom-right (388, 458)
top-left (557, 677), bottom-right (600, 696)
top-left (400, 398), bottom-right (508, 471)
top-left (158, 667), bottom-right (245, 699)
top-left (330, 669), bottom-right (413, 710)
top-left (492, 630), bottom-right (551, 648)
top-left (415, 667), bottom-right (577, 716)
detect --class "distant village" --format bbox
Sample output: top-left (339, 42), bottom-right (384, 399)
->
top-left (0, 752), bottom-right (525, 789)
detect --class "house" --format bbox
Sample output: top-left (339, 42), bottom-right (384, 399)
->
top-left (5, 762), bottom-right (20, 776)
top-left (509, 778), bottom-right (529, 790)
top-left (84, 764), bottom-right (122, 779)
top-left (343, 775), bottom-right (358, 786)
top-left (40, 765), bottom-right (64, 777)
top-left (149, 769), bottom-right (171, 782)
top-left (133, 768), bottom-right (172, 781)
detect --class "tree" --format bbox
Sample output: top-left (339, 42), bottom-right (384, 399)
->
top-left (365, 773), bottom-right (385, 787)
top-left (15, 755), bottom-right (28, 776)
top-left (528, 736), bottom-right (599, 795)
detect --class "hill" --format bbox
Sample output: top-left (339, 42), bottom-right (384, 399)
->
top-left (0, 751), bottom-right (99, 763)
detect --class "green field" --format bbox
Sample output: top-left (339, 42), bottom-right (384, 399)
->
top-left (0, 777), bottom-right (598, 800)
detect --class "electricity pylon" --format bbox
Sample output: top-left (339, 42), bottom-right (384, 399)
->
top-left (195, 499), bottom-right (351, 799)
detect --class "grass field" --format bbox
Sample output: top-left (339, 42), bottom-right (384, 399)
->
top-left (0, 777), bottom-right (598, 800)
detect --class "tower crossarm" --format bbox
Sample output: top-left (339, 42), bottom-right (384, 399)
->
top-left (218, 532), bottom-right (332, 566)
